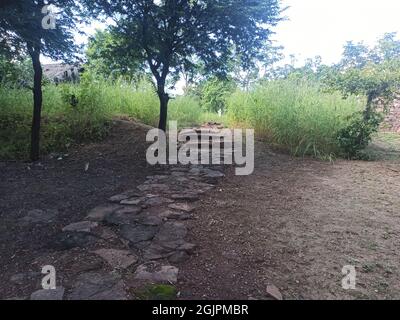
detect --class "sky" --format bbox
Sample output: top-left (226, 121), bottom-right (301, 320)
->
top-left (44, 0), bottom-right (400, 67)
top-left (274, 0), bottom-right (400, 65)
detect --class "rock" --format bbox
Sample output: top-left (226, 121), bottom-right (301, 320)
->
top-left (143, 243), bottom-right (174, 260)
top-left (155, 222), bottom-right (187, 243)
top-left (266, 284), bottom-right (283, 300)
top-left (68, 272), bottom-right (127, 300)
top-left (152, 222), bottom-right (187, 251)
top-left (19, 209), bottom-right (59, 226)
top-left (105, 209), bottom-right (141, 226)
top-left (144, 196), bottom-right (174, 207)
top-left (31, 287), bottom-right (65, 300)
top-left (86, 205), bottom-right (121, 222)
top-left (62, 221), bottom-right (98, 233)
top-left (115, 206), bottom-right (142, 215)
top-left (202, 168), bottom-right (225, 179)
top-left (94, 249), bottom-right (138, 269)
top-left (98, 227), bottom-right (119, 240)
top-left (168, 251), bottom-right (190, 263)
top-left (137, 183), bottom-right (169, 192)
top-left (109, 190), bottom-right (141, 203)
top-left (170, 193), bottom-right (200, 202)
top-left (134, 264), bottom-right (179, 284)
top-left (158, 209), bottom-right (191, 221)
top-left (134, 213), bottom-right (163, 226)
top-left (50, 232), bottom-right (99, 251)
top-left (177, 242), bottom-right (197, 254)
top-left (119, 224), bottom-right (158, 244)
top-left (120, 198), bottom-right (143, 206)
top-left (168, 202), bottom-right (196, 213)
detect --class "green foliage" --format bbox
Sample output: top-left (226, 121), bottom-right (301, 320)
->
top-left (227, 80), bottom-right (364, 158)
top-left (136, 284), bottom-right (177, 300)
top-left (336, 111), bottom-right (383, 159)
top-left (200, 77), bottom-right (236, 113)
top-left (86, 29), bottom-right (143, 80)
top-left (169, 95), bottom-right (202, 127)
top-left (0, 76), bottom-right (206, 159)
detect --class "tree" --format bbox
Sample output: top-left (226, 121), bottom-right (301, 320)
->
top-left (339, 41), bottom-right (370, 70)
top-left (89, 0), bottom-right (282, 130)
top-left (0, 0), bottom-right (84, 161)
top-left (86, 29), bottom-right (144, 80)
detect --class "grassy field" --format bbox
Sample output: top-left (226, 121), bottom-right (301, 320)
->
top-left (0, 77), bottom-right (215, 159)
top-left (226, 80), bottom-right (365, 158)
top-left (0, 78), bottom-right (382, 160)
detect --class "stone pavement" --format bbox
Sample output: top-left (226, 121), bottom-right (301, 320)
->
top-left (27, 125), bottom-right (230, 300)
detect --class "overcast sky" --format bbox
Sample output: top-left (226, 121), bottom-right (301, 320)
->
top-left (45, 0), bottom-right (400, 67)
top-left (274, 0), bottom-right (400, 65)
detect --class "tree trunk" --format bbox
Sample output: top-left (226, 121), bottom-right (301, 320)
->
top-left (363, 93), bottom-right (374, 121)
top-left (29, 48), bottom-right (43, 161)
top-left (157, 87), bottom-right (169, 132)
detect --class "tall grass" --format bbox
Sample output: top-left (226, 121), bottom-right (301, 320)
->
top-left (0, 77), bottom-right (205, 159)
top-left (227, 80), bottom-right (364, 158)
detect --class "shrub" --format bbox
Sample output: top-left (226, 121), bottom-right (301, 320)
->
top-left (336, 111), bottom-right (383, 159)
top-left (226, 80), bottom-right (364, 158)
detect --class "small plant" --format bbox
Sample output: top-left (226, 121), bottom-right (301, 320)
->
top-left (336, 111), bottom-right (383, 159)
top-left (136, 284), bottom-right (177, 300)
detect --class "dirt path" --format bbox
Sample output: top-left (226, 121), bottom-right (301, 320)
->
top-left (179, 142), bottom-right (400, 300)
top-left (2, 120), bottom-right (400, 300)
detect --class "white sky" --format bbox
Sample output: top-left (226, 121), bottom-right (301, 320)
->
top-left (274, 0), bottom-right (400, 65)
top-left (43, 0), bottom-right (400, 67)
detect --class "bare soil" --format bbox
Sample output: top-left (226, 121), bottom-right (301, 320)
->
top-left (1, 120), bottom-right (400, 300)
top-left (0, 119), bottom-right (157, 299)
top-left (179, 142), bottom-right (400, 300)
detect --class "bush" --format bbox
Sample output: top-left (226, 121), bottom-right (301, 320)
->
top-left (226, 80), bottom-right (364, 158)
top-left (0, 76), bottom-right (206, 159)
top-left (336, 111), bottom-right (383, 159)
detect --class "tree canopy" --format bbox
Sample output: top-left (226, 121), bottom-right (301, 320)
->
top-left (89, 0), bottom-right (282, 130)
top-left (0, 0), bottom-right (85, 160)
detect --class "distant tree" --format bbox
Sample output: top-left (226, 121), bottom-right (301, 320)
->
top-left (339, 41), bottom-right (370, 70)
top-left (0, 0), bottom-right (85, 160)
top-left (89, 0), bottom-right (282, 130)
top-left (230, 45), bottom-right (283, 90)
top-left (86, 29), bottom-right (144, 80)
top-left (371, 32), bottom-right (400, 63)
top-left (330, 60), bottom-right (400, 120)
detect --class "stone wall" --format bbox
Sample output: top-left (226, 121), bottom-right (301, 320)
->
top-left (382, 100), bottom-right (400, 132)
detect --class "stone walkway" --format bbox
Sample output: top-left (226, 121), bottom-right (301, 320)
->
top-left (29, 125), bottom-right (229, 300)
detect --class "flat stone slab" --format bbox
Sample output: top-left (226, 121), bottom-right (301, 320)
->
top-left (19, 209), bottom-right (59, 226)
top-left (62, 221), bottom-right (98, 233)
top-left (105, 210), bottom-right (142, 226)
top-left (30, 287), bottom-right (65, 300)
top-left (120, 198), bottom-right (144, 206)
top-left (143, 196), bottom-right (174, 207)
top-left (134, 264), bottom-right (179, 284)
top-left (119, 224), bottom-right (158, 244)
top-left (137, 183), bottom-right (170, 192)
top-left (158, 209), bottom-right (191, 221)
top-left (68, 272), bottom-right (127, 300)
top-left (170, 193), bottom-right (200, 202)
top-left (86, 205), bottom-right (122, 222)
top-left (50, 232), bottom-right (99, 251)
top-left (168, 202), bottom-right (196, 213)
top-left (94, 249), bottom-right (138, 269)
